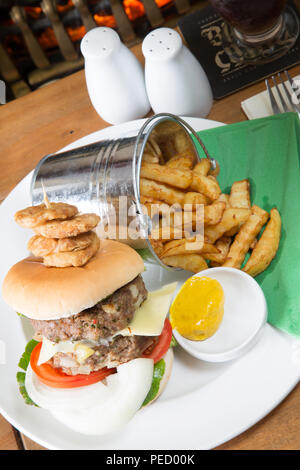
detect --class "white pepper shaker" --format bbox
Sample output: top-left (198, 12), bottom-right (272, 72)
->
top-left (81, 27), bottom-right (150, 125)
top-left (142, 28), bottom-right (213, 118)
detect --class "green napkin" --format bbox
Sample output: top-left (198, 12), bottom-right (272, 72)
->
top-left (194, 112), bottom-right (300, 338)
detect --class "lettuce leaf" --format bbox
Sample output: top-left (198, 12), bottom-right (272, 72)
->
top-left (170, 335), bottom-right (177, 348)
top-left (135, 248), bottom-right (152, 262)
top-left (16, 371), bottom-right (38, 406)
top-left (142, 358), bottom-right (165, 407)
top-left (18, 339), bottom-right (39, 371)
top-left (17, 339), bottom-right (39, 407)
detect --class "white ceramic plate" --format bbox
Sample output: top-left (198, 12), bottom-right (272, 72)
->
top-left (0, 117), bottom-right (299, 450)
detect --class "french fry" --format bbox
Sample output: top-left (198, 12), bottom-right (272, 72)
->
top-left (161, 238), bottom-right (219, 257)
top-left (217, 193), bottom-right (230, 208)
top-left (140, 195), bottom-right (160, 205)
top-left (140, 162), bottom-right (192, 189)
top-left (183, 192), bottom-right (210, 208)
top-left (150, 226), bottom-right (183, 242)
top-left (174, 130), bottom-right (197, 156)
top-left (140, 178), bottom-right (185, 206)
top-left (209, 160), bottom-right (220, 177)
top-left (193, 159), bottom-right (211, 176)
top-left (204, 201), bottom-right (226, 225)
top-left (250, 238), bottom-right (258, 250)
top-left (162, 254), bottom-right (208, 273)
top-left (224, 227), bottom-right (239, 237)
top-left (222, 205), bottom-right (269, 269)
top-left (140, 197), bottom-right (171, 223)
top-left (142, 152), bottom-right (160, 164)
top-left (149, 239), bottom-right (164, 257)
top-left (229, 179), bottom-right (251, 209)
top-left (140, 141), bottom-right (280, 276)
top-left (190, 201), bottom-right (226, 226)
top-left (203, 237), bottom-right (232, 264)
top-left (243, 208), bottom-right (281, 277)
top-left (166, 153), bottom-right (194, 170)
top-left (190, 173), bottom-right (221, 200)
top-left (147, 136), bottom-right (163, 159)
top-left (204, 208), bottom-right (251, 243)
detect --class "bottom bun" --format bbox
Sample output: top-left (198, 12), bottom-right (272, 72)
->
top-left (145, 348), bottom-right (174, 407)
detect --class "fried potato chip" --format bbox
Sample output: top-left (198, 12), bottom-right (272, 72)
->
top-left (229, 179), bottom-right (251, 209)
top-left (43, 232), bottom-right (100, 267)
top-left (28, 231), bottom-right (95, 257)
top-left (204, 208), bottom-right (251, 243)
top-left (14, 202), bottom-right (78, 228)
top-left (243, 208), bottom-right (281, 277)
top-left (222, 205), bottom-right (269, 269)
top-left (162, 254), bottom-right (208, 273)
top-left (34, 213), bottom-right (100, 238)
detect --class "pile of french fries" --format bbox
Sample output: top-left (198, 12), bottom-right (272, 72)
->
top-left (139, 136), bottom-right (281, 277)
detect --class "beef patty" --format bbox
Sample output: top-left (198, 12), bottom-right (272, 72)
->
top-left (31, 275), bottom-right (147, 342)
top-left (49, 335), bottom-right (157, 375)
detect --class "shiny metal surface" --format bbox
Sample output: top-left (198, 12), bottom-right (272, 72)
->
top-left (31, 113), bottom-right (216, 270)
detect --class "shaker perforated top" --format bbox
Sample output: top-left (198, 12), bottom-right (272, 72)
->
top-left (142, 28), bottom-right (182, 60)
top-left (80, 27), bottom-right (121, 59)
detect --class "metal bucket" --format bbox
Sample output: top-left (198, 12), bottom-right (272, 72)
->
top-left (31, 113), bottom-right (215, 270)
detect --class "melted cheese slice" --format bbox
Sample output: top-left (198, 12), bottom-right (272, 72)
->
top-left (37, 338), bottom-right (96, 366)
top-left (117, 282), bottom-right (177, 337)
top-left (38, 282), bottom-right (177, 365)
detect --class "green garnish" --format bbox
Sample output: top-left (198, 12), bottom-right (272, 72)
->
top-left (16, 312), bottom-right (25, 318)
top-left (17, 339), bottom-right (39, 407)
top-left (142, 358), bottom-right (165, 407)
top-left (170, 335), bottom-right (177, 348)
top-left (16, 371), bottom-right (37, 406)
top-left (135, 248), bottom-right (152, 261)
top-left (18, 339), bottom-right (39, 371)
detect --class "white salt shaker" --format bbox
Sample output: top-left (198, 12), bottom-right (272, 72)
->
top-left (142, 28), bottom-right (213, 118)
top-left (81, 28), bottom-right (150, 125)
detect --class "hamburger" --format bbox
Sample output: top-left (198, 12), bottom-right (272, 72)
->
top-left (2, 238), bottom-right (176, 435)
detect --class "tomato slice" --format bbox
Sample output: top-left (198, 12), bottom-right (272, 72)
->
top-left (30, 342), bottom-right (116, 389)
top-left (142, 318), bottom-right (173, 363)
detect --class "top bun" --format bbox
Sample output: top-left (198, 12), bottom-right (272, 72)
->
top-left (2, 239), bottom-right (144, 321)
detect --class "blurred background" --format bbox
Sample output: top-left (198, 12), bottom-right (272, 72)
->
top-left (0, 0), bottom-right (209, 101)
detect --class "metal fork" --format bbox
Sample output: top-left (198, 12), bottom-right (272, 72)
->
top-left (265, 71), bottom-right (300, 114)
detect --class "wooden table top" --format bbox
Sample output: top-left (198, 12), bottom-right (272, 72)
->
top-left (0, 23), bottom-right (300, 451)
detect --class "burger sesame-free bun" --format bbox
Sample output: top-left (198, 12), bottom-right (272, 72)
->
top-left (2, 239), bottom-right (144, 321)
